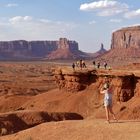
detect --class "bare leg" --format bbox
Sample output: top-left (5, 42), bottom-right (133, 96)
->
top-left (105, 106), bottom-right (110, 123)
top-left (109, 106), bottom-right (117, 121)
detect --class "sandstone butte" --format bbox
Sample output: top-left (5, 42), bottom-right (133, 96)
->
top-left (96, 25), bottom-right (140, 65)
top-left (1, 63), bottom-right (140, 140)
top-left (0, 38), bottom-right (91, 60)
top-left (0, 38), bottom-right (107, 60)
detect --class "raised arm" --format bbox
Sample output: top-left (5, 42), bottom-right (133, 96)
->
top-left (100, 88), bottom-right (105, 94)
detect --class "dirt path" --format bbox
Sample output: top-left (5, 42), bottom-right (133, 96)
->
top-left (1, 119), bottom-right (140, 140)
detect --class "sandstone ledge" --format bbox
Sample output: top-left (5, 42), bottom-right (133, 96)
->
top-left (54, 68), bottom-right (140, 102)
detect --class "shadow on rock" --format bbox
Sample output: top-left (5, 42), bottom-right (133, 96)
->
top-left (0, 111), bottom-right (83, 136)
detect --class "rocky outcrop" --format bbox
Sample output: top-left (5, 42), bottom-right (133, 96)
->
top-left (54, 68), bottom-right (140, 102)
top-left (96, 26), bottom-right (140, 65)
top-left (58, 38), bottom-right (78, 51)
top-left (54, 69), bottom-right (92, 92)
top-left (0, 111), bottom-right (83, 135)
top-left (0, 38), bottom-right (82, 60)
top-left (111, 26), bottom-right (140, 49)
top-left (87, 43), bottom-right (107, 58)
top-left (0, 40), bottom-right (57, 59)
top-left (47, 48), bottom-right (88, 60)
top-left (47, 38), bottom-right (89, 59)
top-left (97, 43), bottom-right (107, 54)
top-left (94, 43), bottom-right (107, 57)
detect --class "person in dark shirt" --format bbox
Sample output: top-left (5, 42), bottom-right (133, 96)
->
top-left (72, 63), bottom-right (75, 71)
top-left (97, 62), bottom-right (100, 69)
top-left (93, 61), bottom-right (96, 68)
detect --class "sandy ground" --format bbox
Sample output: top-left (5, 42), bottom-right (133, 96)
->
top-left (1, 119), bottom-right (140, 140)
top-left (0, 61), bottom-right (140, 139)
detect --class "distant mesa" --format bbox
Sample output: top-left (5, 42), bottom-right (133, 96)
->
top-left (0, 38), bottom-right (101, 60)
top-left (1, 25), bottom-right (140, 62)
top-left (46, 38), bottom-right (89, 60)
top-left (96, 25), bottom-right (140, 65)
top-left (87, 43), bottom-right (107, 58)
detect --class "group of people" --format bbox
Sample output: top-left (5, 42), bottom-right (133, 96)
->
top-left (72, 59), bottom-right (87, 70)
top-left (71, 59), bottom-right (109, 71)
top-left (72, 60), bottom-right (108, 71)
top-left (93, 61), bottom-right (108, 69)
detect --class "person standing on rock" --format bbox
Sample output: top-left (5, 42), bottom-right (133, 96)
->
top-left (97, 62), bottom-right (100, 69)
top-left (92, 61), bottom-right (96, 68)
top-left (100, 79), bottom-right (117, 123)
top-left (82, 60), bottom-right (86, 68)
top-left (79, 59), bottom-right (83, 70)
top-left (104, 62), bottom-right (107, 69)
top-left (72, 63), bottom-right (75, 71)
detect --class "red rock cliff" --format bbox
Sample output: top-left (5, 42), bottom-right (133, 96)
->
top-left (54, 68), bottom-right (140, 102)
top-left (96, 26), bottom-right (140, 65)
top-left (0, 38), bottom-right (79, 60)
top-left (111, 26), bottom-right (140, 49)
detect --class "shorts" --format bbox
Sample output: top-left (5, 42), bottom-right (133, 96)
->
top-left (104, 99), bottom-right (112, 107)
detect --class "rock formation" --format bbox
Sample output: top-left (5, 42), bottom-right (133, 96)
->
top-left (0, 38), bottom-right (108, 60)
top-left (0, 40), bottom-right (57, 59)
top-left (0, 111), bottom-right (83, 135)
top-left (0, 38), bottom-right (88, 60)
top-left (111, 26), bottom-right (140, 49)
top-left (47, 38), bottom-right (89, 59)
top-left (87, 43), bottom-right (107, 58)
top-left (94, 43), bottom-right (107, 56)
top-left (96, 25), bottom-right (140, 65)
top-left (54, 68), bottom-right (139, 102)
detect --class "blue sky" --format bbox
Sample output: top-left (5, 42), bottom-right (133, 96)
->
top-left (0, 0), bottom-right (140, 53)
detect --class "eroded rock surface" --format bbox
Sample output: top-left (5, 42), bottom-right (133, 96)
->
top-left (54, 68), bottom-right (139, 102)
top-left (0, 38), bottom-right (80, 60)
top-left (96, 26), bottom-right (140, 65)
top-left (111, 26), bottom-right (140, 49)
top-left (0, 111), bottom-right (83, 136)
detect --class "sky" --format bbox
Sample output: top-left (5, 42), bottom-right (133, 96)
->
top-left (0, 0), bottom-right (140, 53)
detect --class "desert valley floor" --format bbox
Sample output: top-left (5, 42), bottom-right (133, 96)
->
top-left (0, 61), bottom-right (140, 140)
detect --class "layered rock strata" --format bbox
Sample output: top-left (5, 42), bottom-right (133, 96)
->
top-left (96, 26), bottom-right (140, 65)
top-left (54, 68), bottom-right (140, 102)
top-left (0, 38), bottom-right (79, 60)
top-left (111, 26), bottom-right (140, 49)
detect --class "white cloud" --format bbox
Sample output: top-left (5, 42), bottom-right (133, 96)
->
top-left (0, 16), bottom-right (77, 40)
top-left (110, 19), bottom-right (122, 23)
top-left (89, 20), bottom-right (96, 24)
top-left (80, 0), bottom-right (119, 10)
top-left (39, 19), bottom-right (52, 23)
top-left (98, 9), bottom-right (125, 16)
top-left (124, 9), bottom-right (140, 19)
top-left (9, 16), bottom-right (33, 24)
top-left (5, 3), bottom-right (18, 7)
top-left (80, 0), bottom-right (129, 16)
